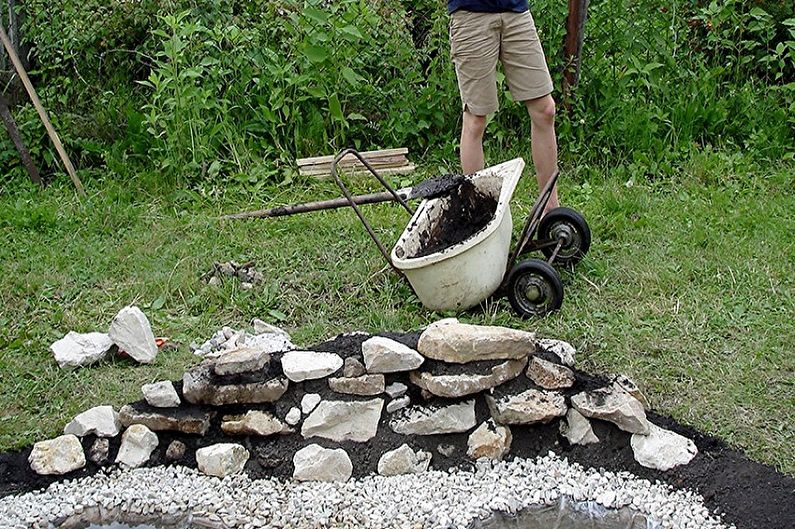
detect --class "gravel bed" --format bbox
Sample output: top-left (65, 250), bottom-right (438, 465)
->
top-left (0, 453), bottom-right (730, 529)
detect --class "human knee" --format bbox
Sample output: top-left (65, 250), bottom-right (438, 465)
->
top-left (462, 111), bottom-right (487, 139)
top-left (528, 96), bottom-right (556, 127)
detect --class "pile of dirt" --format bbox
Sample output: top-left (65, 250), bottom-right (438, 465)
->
top-left (410, 179), bottom-right (498, 258)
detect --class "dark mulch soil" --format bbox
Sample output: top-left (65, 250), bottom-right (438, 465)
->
top-left (1, 332), bottom-right (793, 529)
top-left (408, 179), bottom-right (498, 259)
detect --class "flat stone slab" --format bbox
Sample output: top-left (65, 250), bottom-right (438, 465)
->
top-left (212, 346), bottom-right (270, 376)
top-left (221, 411), bottom-right (287, 437)
top-left (119, 403), bottom-right (215, 435)
top-left (526, 357), bottom-right (575, 390)
top-left (409, 357), bottom-right (527, 398)
top-left (50, 331), bottom-right (113, 369)
top-left (486, 389), bottom-right (567, 425)
top-left (141, 381), bottom-right (180, 408)
top-left (390, 400), bottom-right (476, 435)
top-left (182, 364), bottom-right (288, 406)
top-left (631, 423), bottom-right (698, 471)
top-left (362, 337), bottom-right (424, 373)
top-left (571, 383), bottom-right (650, 434)
top-left (328, 374), bottom-right (385, 396)
top-left (417, 323), bottom-right (535, 364)
top-left (293, 444), bottom-right (352, 482)
top-left (28, 434), bottom-right (86, 476)
top-left (301, 399), bottom-right (383, 442)
top-left (281, 351), bottom-right (343, 382)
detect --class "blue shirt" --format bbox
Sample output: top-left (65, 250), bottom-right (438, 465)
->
top-left (448, 0), bottom-right (529, 13)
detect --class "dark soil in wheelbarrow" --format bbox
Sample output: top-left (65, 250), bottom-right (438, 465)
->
top-left (410, 179), bottom-right (498, 259)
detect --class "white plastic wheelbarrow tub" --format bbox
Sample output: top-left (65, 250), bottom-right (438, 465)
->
top-left (391, 158), bottom-right (525, 311)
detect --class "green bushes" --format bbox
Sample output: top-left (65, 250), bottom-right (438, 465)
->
top-left (2, 0), bottom-right (792, 188)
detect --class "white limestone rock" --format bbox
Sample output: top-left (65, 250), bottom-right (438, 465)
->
top-left (301, 393), bottom-right (321, 414)
top-left (385, 382), bottom-right (408, 399)
top-left (293, 444), bottom-right (352, 482)
top-left (560, 409), bottom-right (600, 445)
top-left (362, 337), bottom-right (425, 373)
top-left (631, 423), bottom-right (698, 471)
top-left (410, 357), bottom-right (527, 398)
top-left (467, 419), bottom-right (512, 460)
top-left (221, 411), bottom-right (287, 437)
top-left (571, 383), bottom-right (650, 434)
top-left (387, 396), bottom-right (411, 414)
top-left (251, 319), bottom-right (291, 339)
top-left (301, 399), bottom-right (383, 442)
top-left (281, 351), bottom-right (342, 382)
top-left (486, 389), bottom-right (567, 425)
top-left (328, 374), bottom-right (385, 396)
top-left (537, 339), bottom-right (576, 366)
top-left (285, 407), bottom-right (301, 426)
top-left (196, 443), bottom-right (250, 478)
top-left (64, 405), bottom-right (121, 437)
top-left (213, 346), bottom-right (270, 376)
top-left (613, 374), bottom-right (651, 410)
top-left (28, 434), bottom-right (86, 475)
top-left (417, 323), bottom-right (534, 364)
top-left (526, 357), bottom-right (576, 390)
top-left (108, 306), bottom-right (158, 364)
top-left (377, 444), bottom-right (431, 476)
top-left (115, 424), bottom-right (158, 468)
top-left (141, 381), bottom-right (180, 408)
top-left (51, 331), bottom-right (113, 369)
top-left (343, 357), bottom-right (367, 378)
top-left (390, 400), bottom-right (476, 435)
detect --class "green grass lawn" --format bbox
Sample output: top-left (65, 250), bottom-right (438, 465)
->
top-left (1, 151), bottom-right (793, 473)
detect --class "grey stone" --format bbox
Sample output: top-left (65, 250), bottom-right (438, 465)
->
top-left (614, 374), bottom-right (651, 410)
top-left (571, 383), bottom-right (650, 434)
top-left (301, 399), bottom-right (383, 442)
top-left (467, 419), bottom-right (512, 460)
top-left (29, 435), bottom-right (86, 475)
top-left (108, 306), bottom-right (158, 364)
top-left (251, 319), bottom-right (291, 339)
top-left (362, 337), bottom-right (425, 373)
top-left (88, 438), bottom-right (109, 464)
top-left (212, 346), bottom-right (270, 376)
top-left (390, 400), bottom-right (476, 435)
top-left (285, 407), bottom-right (301, 426)
top-left (119, 404), bottom-right (214, 435)
top-left (559, 409), bottom-right (599, 445)
top-left (141, 381), bottom-right (180, 408)
top-left (385, 382), bottom-right (408, 399)
top-left (221, 411), bottom-right (286, 437)
top-left (343, 357), bottom-right (367, 378)
top-left (165, 441), bottom-right (187, 461)
top-left (417, 323), bottom-right (535, 364)
top-left (410, 357), bottom-right (527, 398)
top-left (64, 405), bottom-right (121, 437)
top-left (386, 396), bottom-right (411, 414)
top-left (293, 444), bottom-right (352, 483)
top-left (301, 393), bottom-right (321, 414)
top-left (631, 423), bottom-right (698, 471)
top-left (116, 425), bottom-right (158, 468)
top-left (526, 357), bottom-right (576, 390)
top-left (50, 332), bottom-right (113, 369)
top-left (486, 389), bottom-right (567, 425)
top-left (328, 374), bottom-right (385, 396)
top-left (377, 444), bottom-right (431, 476)
top-left (537, 339), bottom-right (576, 366)
top-left (196, 443), bottom-right (250, 478)
top-left (182, 364), bottom-right (288, 406)
top-left (281, 351), bottom-right (343, 382)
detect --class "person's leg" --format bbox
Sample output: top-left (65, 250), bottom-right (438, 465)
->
top-left (525, 95), bottom-right (559, 211)
top-left (460, 111), bottom-right (488, 174)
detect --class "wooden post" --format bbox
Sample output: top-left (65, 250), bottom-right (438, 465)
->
top-left (562, 0), bottom-right (589, 111)
top-left (0, 23), bottom-right (85, 196)
top-left (0, 92), bottom-right (42, 186)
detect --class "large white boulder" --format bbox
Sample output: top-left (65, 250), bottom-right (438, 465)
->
top-left (108, 306), bottom-right (158, 364)
top-left (362, 337), bottom-right (424, 373)
top-left (28, 434), bottom-right (86, 475)
top-left (631, 423), bottom-right (698, 471)
top-left (417, 323), bottom-right (534, 364)
top-left (115, 424), bottom-right (158, 468)
top-left (63, 405), bottom-right (121, 437)
top-left (377, 444), bottom-right (431, 476)
top-left (390, 401), bottom-right (476, 435)
top-left (301, 399), bottom-right (383, 442)
top-left (142, 381), bottom-right (180, 408)
top-left (50, 331), bottom-right (113, 369)
top-left (571, 383), bottom-right (650, 434)
top-left (281, 351), bottom-right (343, 382)
top-left (196, 443), bottom-right (250, 478)
top-left (293, 444), bottom-right (352, 482)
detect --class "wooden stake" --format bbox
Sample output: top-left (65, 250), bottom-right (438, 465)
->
top-left (0, 92), bottom-right (42, 186)
top-left (0, 23), bottom-right (85, 196)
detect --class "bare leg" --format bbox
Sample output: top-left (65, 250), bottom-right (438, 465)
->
top-left (460, 110), bottom-right (488, 174)
top-left (525, 95), bottom-right (559, 211)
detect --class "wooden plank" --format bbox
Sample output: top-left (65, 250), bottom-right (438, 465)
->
top-left (296, 148), bottom-right (408, 167)
top-left (299, 154), bottom-right (408, 170)
top-left (299, 161), bottom-right (410, 176)
top-left (304, 164), bottom-right (416, 179)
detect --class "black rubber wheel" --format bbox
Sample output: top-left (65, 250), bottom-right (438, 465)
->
top-left (507, 259), bottom-right (564, 318)
top-left (538, 207), bottom-right (591, 266)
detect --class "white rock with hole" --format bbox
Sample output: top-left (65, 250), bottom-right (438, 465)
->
top-left (631, 423), bottom-right (698, 471)
top-left (293, 444), bottom-right (352, 482)
top-left (281, 351), bottom-right (342, 382)
top-left (378, 444), bottom-right (431, 476)
top-left (28, 435), bottom-right (86, 475)
top-left (50, 331), bottom-right (114, 369)
top-left (196, 443), bottom-right (250, 478)
top-left (362, 337), bottom-right (425, 373)
top-left (142, 381), bottom-right (180, 408)
top-left (64, 405), bottom-right (121, 437)
top-left (108, 306), bottom-right (158, 364)
top-left (116, 424), bottom-right (158, 468)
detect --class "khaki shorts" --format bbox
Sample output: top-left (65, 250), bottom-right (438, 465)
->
top-left (450, 10), bottom-right (553, 115)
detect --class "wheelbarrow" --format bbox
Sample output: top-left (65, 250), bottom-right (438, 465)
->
top-left (332, 148), bottom-right (591, 317)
